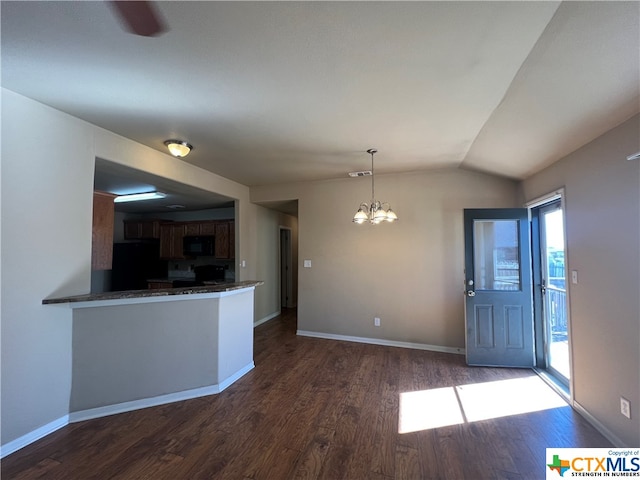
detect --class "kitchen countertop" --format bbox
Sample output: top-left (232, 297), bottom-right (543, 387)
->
top-left (43, 281), bottom-right (264, 305)
top-left (146, 278), bottom-right (233, 284)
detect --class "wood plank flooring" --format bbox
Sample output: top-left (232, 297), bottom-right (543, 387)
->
top-left (2, 308), bottom-right (610, 479)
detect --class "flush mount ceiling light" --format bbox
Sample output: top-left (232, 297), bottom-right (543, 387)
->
top-left (352, 149), bottom-right (398, 225)
top-left (164, 140), bottom-right (193, 158)
top-left (114, 191), bottom-right (166, 203)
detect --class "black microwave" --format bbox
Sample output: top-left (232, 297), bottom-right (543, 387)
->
top-left (183, 236), bottom-right (215, 256)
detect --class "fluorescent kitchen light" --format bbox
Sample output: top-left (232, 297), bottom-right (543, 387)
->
top-left (114, 191), bottom-right (166, 203)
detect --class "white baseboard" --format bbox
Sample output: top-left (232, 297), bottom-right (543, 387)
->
top-left (70, 362), bottom-right (255, 423)
top-left (70, 385), bottom-right (219, 424)
top-left (217, 362), bottom-right (255, 392)
top-left (296, 330), bottom-right (465, 355)
top-left (1, 414), bottom-right (69, 459)
top-left (254, 311), bottom-right (280, 327)
top-left (573, 401), bottom-right (628, 447)
top-left (1, 363), bottom-right (255, 459)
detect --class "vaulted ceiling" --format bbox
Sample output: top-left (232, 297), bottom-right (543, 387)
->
top-left (2, 1), bottom-right (639, 189)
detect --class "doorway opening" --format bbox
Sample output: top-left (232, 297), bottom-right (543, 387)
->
top-left (463, 199), bottom-right (571, 392)
top-left (531, 196), bottom-right (570, 387)
top-left (279, 227), bottom-right (293, 310)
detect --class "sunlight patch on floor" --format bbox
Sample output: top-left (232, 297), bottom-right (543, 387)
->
top-left (399, 387), bottom-right (465, 433)
top-left (456, 376), bottom-right (567, 422)
top-left (398, 375), bottom-right (567, 434)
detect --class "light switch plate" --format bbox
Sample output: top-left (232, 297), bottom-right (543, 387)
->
top-left (303, 260), bottom-right (312, 268)
top-left (571, 270), bottom-right (578, 284)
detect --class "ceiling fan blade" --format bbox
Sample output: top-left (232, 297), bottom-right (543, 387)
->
top-left (109, 1), bottom-right (167, 37)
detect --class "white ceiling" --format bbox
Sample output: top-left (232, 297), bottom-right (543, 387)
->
top-left (2, 1), bottom-right (639, 194)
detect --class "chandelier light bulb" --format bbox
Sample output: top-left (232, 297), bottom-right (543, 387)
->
top-left (386, 209), bottom-right (398, 222)
top-left (353, 207), bottom-right (369, 224)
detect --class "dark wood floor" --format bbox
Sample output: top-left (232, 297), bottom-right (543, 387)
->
top-left (2, 308), bottom-right (609, 479)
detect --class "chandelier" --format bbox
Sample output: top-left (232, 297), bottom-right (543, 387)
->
top-left (352, 149), bottom-right (398, 224)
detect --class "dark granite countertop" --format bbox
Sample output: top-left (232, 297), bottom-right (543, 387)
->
top-left (146, 278), bottom-right (234, 284)
top-left (43, 281), bottom-right (264, 305)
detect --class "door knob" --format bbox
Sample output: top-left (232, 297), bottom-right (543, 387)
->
top-left (467, 290), bottom-right (476, 297)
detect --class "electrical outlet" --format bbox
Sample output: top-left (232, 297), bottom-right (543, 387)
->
top-left (374, 317), bottom-right (381, 327)
top-left (621, 397), bottom-right (631, 419)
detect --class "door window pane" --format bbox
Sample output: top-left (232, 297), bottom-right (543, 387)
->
top-left (473, 220), bottom-right (520, 291)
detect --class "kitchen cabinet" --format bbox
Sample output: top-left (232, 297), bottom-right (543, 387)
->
top-left (159, 223), bottom-right (188, 259)
top-left (157, 220), bottom-right (234, 259)
top-left (124, 220), bottom-right (160, 239)
top-left (199, 221), bottom-right (217, 236)
top-left (184, 222), bottom-right (201, 236)
top-left (92, 191), bottom-right (116, 270)
top-left (215, 222), bottom-right (230, 259)
top-left (182, 221), bottom-right (216, 236)
top-left (229, 221), bottom-right (235, 259)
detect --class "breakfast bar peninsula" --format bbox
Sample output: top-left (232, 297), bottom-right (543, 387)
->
top-left (43, 281), bottom-right (263, 421)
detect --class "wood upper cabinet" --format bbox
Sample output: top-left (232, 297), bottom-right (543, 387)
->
top-left (159, 224), bottom-right (172, 258)
top-left (215, 222), bottom-right (230, 259)
top-left (159, 223), bottom-right (188, 259)
top-left (228, 221), bottom-right (235, 259)
top-left (157, 220), bottom-right (234, 259)
top-left (184, 222), bottom-right (201, 236)
top-left (182, 221), bottom-right (216, 236)
top-left (124, 220), bottom-right (160, 239)
top-left (199, 221), bottom-right (216, 236)
top-left (92, 191), bottom-right (116, 270)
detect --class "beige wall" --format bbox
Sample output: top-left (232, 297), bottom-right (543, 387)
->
top-left (72, 299), bottom-right (221, 412)
top-left (2, 89), bottom-right (92, 446)
top-left (520, 114), bottom-right (640, 447)
top-left (252, 168), bottom-right (519, 348)
top-left (0, 89), bottom-right (257, 447)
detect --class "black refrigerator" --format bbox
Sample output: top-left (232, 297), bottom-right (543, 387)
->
top-left (111, 242), bottom-right (167, 291)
